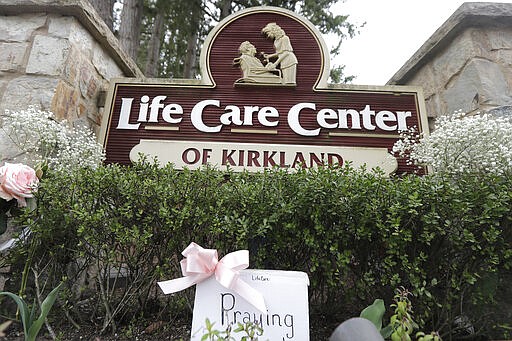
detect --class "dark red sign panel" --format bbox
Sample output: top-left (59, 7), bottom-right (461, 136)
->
top-left (100, 7), bottom-right (428, 174)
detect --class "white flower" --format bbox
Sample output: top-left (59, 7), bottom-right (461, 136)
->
top-left (392, 111), bottom-right (512, 175)
top-left (1, 106), bottom-right (105, 171)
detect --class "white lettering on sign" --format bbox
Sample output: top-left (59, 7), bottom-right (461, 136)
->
top-left (118, 95), bottom-right (183, 129)
top-left (117, 96), bottom-right (413, 136)
top-left (191, 99), bottom-right (222, 133)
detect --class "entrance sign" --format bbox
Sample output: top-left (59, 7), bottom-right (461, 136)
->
top-left (130, 140), bottom-right (397, 173)
top-left (100, 6), bottom-right (429, 174)
top-left (191, 269), bottom-right (310, 340)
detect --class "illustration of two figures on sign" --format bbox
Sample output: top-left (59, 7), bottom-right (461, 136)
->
top-left (233, 23), bottom-right (298, 85)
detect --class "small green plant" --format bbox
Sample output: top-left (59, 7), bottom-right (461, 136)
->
top-left (200, 318), bottom-right (265, 341)
top-left (201, 318), bottom-right (224, 340)
top-left (233, 320), bottom-right (264, 340)
top-left (0, 282), bottom-right (62, 341)
top-left (388, 287), bottom-right (419, 341)
top-left (360, 288), bottom-right (442, 341)
top-left (416, 331), bottom-right (442, 341)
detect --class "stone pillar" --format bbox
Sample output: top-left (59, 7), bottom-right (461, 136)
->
top-left (0, 0), bottom-right (144, 290)
top-left (388, 3), bottom-right (512, 124)
top-left (0, 0), bottom-right (143, 162)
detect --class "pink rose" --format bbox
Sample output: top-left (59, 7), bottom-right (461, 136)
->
top-left (0, 163), bottom-right (39, 207)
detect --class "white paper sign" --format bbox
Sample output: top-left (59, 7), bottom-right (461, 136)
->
top-left (190, 269), bottom-right (310, 340)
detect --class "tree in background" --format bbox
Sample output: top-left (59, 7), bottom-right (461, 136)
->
top-left (89, 0), bottom-right (116, 31)
top-left (91, 0), bottom-right (358, 82)
top-left (118, 0), bottom-right (144, 61)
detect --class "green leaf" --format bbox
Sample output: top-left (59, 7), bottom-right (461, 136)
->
top-left (0, 291), bottom-right (30, 336)
top-left (27, 282), bottom-right (62, 341)
top-left (205, 318), bottom-right (212, 330)
top-left (391, 332), bottom-right (401, 341)
top-left (381, 324), bottom-right (394, 338)
top-left (360, 298), bottom-right (385, 330)
top-left (29, 301), bottom-right (37, 330)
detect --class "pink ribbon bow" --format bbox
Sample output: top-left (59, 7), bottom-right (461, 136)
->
top-left (157, 242), bottom-right (267, 313)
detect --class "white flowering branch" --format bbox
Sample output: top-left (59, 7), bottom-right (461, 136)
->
top-left (392, 111), bottom-right (512, 175)
top-left (1, 106), bottom-right (105, 171)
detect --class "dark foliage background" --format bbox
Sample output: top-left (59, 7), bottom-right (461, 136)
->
top-left (89, 0), bottom-right (359, 82)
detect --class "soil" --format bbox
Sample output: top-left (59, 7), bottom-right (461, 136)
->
top-left (2, 318), bottom-right (191, 341)
top-left (0, 294), bottom-right (341, 341)
top-left (1, 313), bottom-right (339, 340)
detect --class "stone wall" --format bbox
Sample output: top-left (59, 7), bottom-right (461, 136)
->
top-left (0, 0), bottom-right (143, 162)
top-left (388, 2), bottom-right (512, 126)
top-left (0, 0), bottom-right (144, 289)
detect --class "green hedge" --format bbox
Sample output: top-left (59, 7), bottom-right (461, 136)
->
top-left (5, 162), bottom-right (512, 338)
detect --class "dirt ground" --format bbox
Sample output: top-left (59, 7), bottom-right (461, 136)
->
top-left (2, 321), bottom-right (190, 341)
top-left (1, 314), bottom-right (338, 340)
